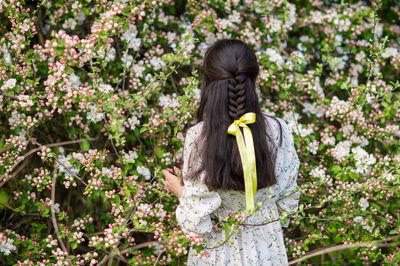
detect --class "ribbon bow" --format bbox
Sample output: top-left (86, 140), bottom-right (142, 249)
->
top-left (227, 112), bottom-right (257, 213)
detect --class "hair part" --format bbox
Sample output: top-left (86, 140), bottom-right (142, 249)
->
top-left (186, 38), bottom-right (282, 192)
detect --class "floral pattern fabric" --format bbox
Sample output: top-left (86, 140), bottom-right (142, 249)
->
top-left (175, 114), bottom-right (301, 266)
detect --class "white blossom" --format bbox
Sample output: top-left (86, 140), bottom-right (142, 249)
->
top-left (87, 104), bottom-right (105, 123)
top-left (382, 47), bottom-right (399, 58)
top-left (310, 167), bottom-right (326, 179)
top-left (127, 115), bottom-right (140, 130)
top-left (63, 18), bottom-right (77, 30)
top-left (266, 48), bottom-right (284, 67)
top-left (66, 73), bottom-right (81, 90)
top-left (137, 166), bottom-right (151, 180)
top-left (121, 53), bottom-right (134, 67)
top-left (98, 83), bottom-right (114, 94)
top-left (1, 78), bottom-right (17, 91)
top-left (332, 140), bottom-right (352, 162)
top-left (307, 140), bottom-right (319, 155)
top-left (123, 150), bottom-right (138, 163)
top-left (105, 47), bottom-right (116, 62)
top-left (0, 237), bottom-right (17, 255)
top-left (149, 56), bottom-right (166, 71)
top-left (359, 197), bottom-right (369, 211)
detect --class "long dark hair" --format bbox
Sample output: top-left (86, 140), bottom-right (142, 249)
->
top-left (186, 38), bottom-right (281, 191)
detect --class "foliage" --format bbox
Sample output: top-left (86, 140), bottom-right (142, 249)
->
top-left (0, 0), bottom-right (400, 265)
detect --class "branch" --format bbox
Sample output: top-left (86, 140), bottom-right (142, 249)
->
top-left (288, 235), bottom-right (400, 265)
top-left (0, 137), bottom-right (97, 187)
top-left (50, 168), bottom-right (72, 264)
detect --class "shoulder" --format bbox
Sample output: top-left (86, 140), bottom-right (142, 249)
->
top-left (183, 121), bottom-right (204, 148)
top-left (262, 114), bottom-right (291, 146)
top-left (186, 121), bottom-right (204, 138)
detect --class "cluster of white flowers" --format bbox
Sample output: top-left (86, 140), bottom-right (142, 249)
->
top-left (359, 197), bottom-right (369, 211)
top-left (159, 93), bottom-right (180, 108)
top-left (137, 166), bottom-right (151, 180)
top-left (341, 124), bottom-right (354, 137)
top-left (121, 53), bottom-right (134, 67)
top-left (17, 95), bottom-right (34, 109)
top-left (98, 83), bottom-right (114, 94)
top-left (333, 17), bottom-right (351, 32)
top-left (265, 48), bottom-right (284, 68)
top-left (62, 18), bottom-right (77, 30)
top-left (76, 11), bottom-right (86, 25)
top-left (382, 47), bottom-right (399, 58)
top-left (353, 216), bottom-right (375, 233)
top-left (65, 73), bottom-right (81, 90)
top-left (127, 115), bottom-right (140, 130)
top-left (310, 10), bottom-right (324, 24)
top-left (137, 203), bottom-right (152, 215)
top-left (310, 167), bottom-right (326, 179)
top-left (332, 140), bottom-right (352, 162)
top-left (45, 235), bottom-right (57, 248)
top-left (284, 3), bottom-right (296, 29)
top-left (0, 236), bottom-right (16, 256)
top-left (355, 50), bottom-right (366, 62)
top-left (1, 78), bottom-right (16, 91)
top-left (219, 10), bottom-right (241, 30)
top-left (132, 63), bottom-right (146, 78)
top-left (123, 150), bottom-right (138, 164)
top-left (8, 110), bottom-right (23, 127)
top-left (121, 24), bottom-right (141, 51)
top-left (307, 140), bottom-right (319, 155)
top-left (329, 56), bottom-right (348, 71)
top-left (87, 104), bottom-right (105, 123)
top-left (302, 101), bottom-right (326, 118)
top-left (311, 76), bottom-right (325, 97)
top-left (351, 146), bottom-right (376, 174)
top-left (56, 154), bottom-right (79, 188)
top-left (268, 18), bottom-right (281, 33)
top-left (104, 47), bottom-right (116, 62)
top-left (383, 172), bottom-right (395, 182)
top-left (1, 46), bottom-right (12, 64)
top-left (149, 56), bottom-right (166, 71)
top-left (298, 125), bottom-right (314, 137)
top-left (349, 134), bottom-right (369, 146)
top-left (322, 135), bottom-right (335, 146)
top-left (326, 96), bottom-right (352, 117)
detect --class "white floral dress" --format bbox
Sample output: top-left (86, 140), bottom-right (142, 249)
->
top-left (175, 114), bottom-right (300, 266)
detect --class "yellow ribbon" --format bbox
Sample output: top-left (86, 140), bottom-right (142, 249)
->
top-left (227, 112), bottom-right (257, 213)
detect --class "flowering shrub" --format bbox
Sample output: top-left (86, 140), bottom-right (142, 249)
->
top-left (1, 0), bottom-right (400, 265)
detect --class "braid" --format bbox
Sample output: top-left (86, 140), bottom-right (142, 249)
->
top-left (228, 73), bottom-right (248, 120)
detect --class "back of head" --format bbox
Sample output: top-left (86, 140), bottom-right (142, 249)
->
top-left (188, 38), bottom-right (278, 191)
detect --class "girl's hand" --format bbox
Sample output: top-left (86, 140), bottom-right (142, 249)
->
top-left (162, 167), bottom-right (184, 198)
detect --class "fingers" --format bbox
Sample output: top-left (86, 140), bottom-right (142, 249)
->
top-left (173, 166), bottom-right (182, 173)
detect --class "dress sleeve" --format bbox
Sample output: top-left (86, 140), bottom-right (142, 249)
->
top-left (175, 126), bottom-right (222, 235)
top-left (275, 118), bottom-right (301, 228)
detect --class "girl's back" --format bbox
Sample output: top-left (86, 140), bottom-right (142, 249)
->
top-left (176, 114), bottom-right (300, 265)
top-left (162, 38), bottom-right (301, 266)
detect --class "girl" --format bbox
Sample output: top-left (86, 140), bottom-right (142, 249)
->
top-left (162, 38), bottom-right (300, 265)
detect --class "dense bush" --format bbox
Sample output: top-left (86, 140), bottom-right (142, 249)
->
top-left (0, 0), bottom-right (399, 265)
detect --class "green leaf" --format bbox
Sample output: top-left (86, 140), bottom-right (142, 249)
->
top-left (81, 140), bottom-right (90, 152)
top-left (71, 242), bottom-right (78, 249)
top-left (0, 190), bottom-right (9, 205)
top-left (331, 165), bottom-right (341, 173)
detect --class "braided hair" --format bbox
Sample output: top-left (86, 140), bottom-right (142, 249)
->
top-left (227, 73), bottom-right (248, 120)
top-left (186, 39), bottom-right (280, 191)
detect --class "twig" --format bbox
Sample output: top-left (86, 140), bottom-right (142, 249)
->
top-left (0, 137), bottom-right (96, 187)
top-left (50, 168), bottom-right (72, 264)
top-left (288, 235), bottom-right (400, 265)
top-left (30, 139), bottom-right (89, 186)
